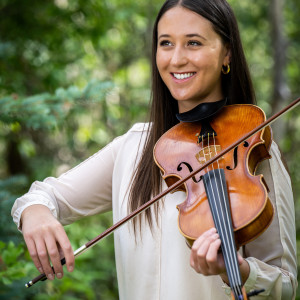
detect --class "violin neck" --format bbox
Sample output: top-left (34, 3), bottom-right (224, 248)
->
top-left (203, 168), bottom-right (245, 300)
top-left (231, 287), bottom-right (248, 300)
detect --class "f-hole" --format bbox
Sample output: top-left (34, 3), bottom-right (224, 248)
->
top-left (226, 142), bottom-right (249, 171)
top-left (177, 162), bottom-right (202, 183)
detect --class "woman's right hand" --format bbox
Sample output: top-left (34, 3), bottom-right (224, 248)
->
top-left (21, 204), bottom-right (74, 280)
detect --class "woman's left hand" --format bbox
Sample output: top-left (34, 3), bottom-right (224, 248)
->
top-left (190, 227), bottom-right (250, 285)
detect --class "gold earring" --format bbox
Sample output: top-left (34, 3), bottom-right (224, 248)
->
top-left (222, 64), bottom-right (230, 74)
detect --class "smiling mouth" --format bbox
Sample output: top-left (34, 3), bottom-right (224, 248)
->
top-left (172, 72), bottom-right (196, 80)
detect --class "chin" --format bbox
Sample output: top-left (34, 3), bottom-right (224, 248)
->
top-left (173, 94), bottom-right (193, 102)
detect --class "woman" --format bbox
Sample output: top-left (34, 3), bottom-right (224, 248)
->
top-left (12, 0), bottom-right (297, 299)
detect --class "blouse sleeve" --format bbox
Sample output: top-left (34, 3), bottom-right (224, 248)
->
top-left (11, 134), bottom-right (125, 230)
top-left (224, 141), bottom-right (298, 299)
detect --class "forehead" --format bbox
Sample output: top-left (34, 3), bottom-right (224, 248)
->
top-left (157, 6), bottom-right (215, 37)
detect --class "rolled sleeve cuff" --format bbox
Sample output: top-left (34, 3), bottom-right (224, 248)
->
top-left (244, 258), bottom-right (259, 291)
top-left (11, 192), bottom-right (58, 231)
top-left (222, 258), bottom-right (258, 297)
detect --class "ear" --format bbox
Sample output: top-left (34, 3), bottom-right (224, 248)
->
top-left (223, 44), bottom-right (231, 66)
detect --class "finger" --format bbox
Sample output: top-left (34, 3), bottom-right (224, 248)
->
top-left (44, 234), bottom-right (64, 279)
top-left (206, 238), bottom-right (223, 273)
top-left (191, 228), bottom-right (218, 263)
top-left (196, 233), bottom-right (219, 273)
top-left (237, 252), bottom-right (245, 265)
top-left (55, 227), bottom-right (74, 273)
top-left (192, 227), bottom-right (217, 249)
top-left (24, 236), bottom-right (44, 274)
top-left (35, 238), bottom-right (54, 280)
top-left (190, 231), bottom-right (219, 274)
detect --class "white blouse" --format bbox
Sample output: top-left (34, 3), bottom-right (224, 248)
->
top-left (12, 123), bottom-right (297, 299)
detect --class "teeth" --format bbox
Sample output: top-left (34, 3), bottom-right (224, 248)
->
top-left (173, 72), bottom-right (195, 79)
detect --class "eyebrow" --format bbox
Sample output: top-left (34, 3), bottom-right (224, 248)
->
top-left (158, 33), bottom-right (207, 40)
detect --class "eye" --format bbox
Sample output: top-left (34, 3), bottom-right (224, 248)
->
top-left (159, 40), bottom-right (173, 47)
top-left (188, 40), bottom-right (202, 46)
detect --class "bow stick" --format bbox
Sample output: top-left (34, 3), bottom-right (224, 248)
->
top-left (25, 97), bottom-right (299, 288)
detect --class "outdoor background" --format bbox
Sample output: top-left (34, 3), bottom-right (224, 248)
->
top-left (0, 0), bottom-right (299, 299)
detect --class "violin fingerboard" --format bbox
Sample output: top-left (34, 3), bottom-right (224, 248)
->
top-left (203, 168), bottom-right (245, 300)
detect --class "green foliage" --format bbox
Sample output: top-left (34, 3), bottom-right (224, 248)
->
top-left (0, 175), bottom-right (38, 298)
top-left (0, 176), bottom-right (29, 243)
top-left (0, 0), bottom-right (299, 299)
top-left (0, 241), bottom-right (34, 285)
top-left (0, 216), bottom-right (117, 300)
top-left (0, 81), bottom-right (113, 130)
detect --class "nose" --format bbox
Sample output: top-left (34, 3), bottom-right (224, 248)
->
top-left (170, 46), bottom-right (188, 67)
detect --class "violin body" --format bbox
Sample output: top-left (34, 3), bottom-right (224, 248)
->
top-left (154, 104), bottom-right (274, 248)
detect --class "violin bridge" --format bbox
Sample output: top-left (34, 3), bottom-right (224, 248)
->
top-left (195, 145), bottom-right (224, 165)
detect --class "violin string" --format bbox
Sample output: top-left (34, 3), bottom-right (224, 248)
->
top-left (217, 146), bottom-right (242, 295)
top-left (210, 135), bottom-right (239, 296)
top-left (212, 136), bottom-right (243, 297)
top-left (214, 138), bottom-right (242, 292)
top-left (210, 134), bottom-right (242, 295)
top-left (205, 133), bottom-right (238, 295)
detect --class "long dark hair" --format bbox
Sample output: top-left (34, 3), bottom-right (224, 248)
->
top-left (128, 0), bottom-right (255, 232)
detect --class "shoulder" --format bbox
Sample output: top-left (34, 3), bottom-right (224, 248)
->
top-left (127, 122), bottom-right (151, 133)
top-left (109, 122), bottom-right (150, 154)
top-left (113, 122), bottom-right (150, 144)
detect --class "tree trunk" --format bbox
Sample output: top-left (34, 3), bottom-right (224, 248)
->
top-left (270, 0), bottom-right (290, 143)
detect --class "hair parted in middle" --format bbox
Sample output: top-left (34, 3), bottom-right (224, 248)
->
top-left (128, 0), bottom-right (255, 233)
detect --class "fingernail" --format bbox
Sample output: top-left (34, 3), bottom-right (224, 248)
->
top-left (38, 267), bottom-right (43, 273)
top-left (57, 273), bottom-right (62, 279)
top-left (48, 274), bottom-right (54, 280)
top-left (68, 265), bottom-right (74, 272)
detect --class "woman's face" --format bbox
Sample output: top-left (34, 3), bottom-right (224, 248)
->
top-left (156, 6), bottom-right (231, 113)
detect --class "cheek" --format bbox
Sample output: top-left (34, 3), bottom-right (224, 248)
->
top-left (156, 50), bottom-right (168, 72)
top-left (194, 49), bottom-right (223, 70)
top-left (197, 59), bottom-right (222, 81)
top-left (156, 55), bottom-right (162, 77)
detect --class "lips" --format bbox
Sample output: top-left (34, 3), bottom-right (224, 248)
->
top-left (172, 72), bottom-right (196, 80)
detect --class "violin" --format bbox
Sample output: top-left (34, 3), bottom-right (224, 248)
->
top-left (24, 98), bottom-right (299, 298)
top-left (154, 104), bottom-right (274, 299)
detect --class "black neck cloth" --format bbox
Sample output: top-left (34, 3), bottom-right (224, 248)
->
top-left (176, 98), bottom-right (227, 122)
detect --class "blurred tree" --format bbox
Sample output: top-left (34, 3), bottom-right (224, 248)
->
top-left (270, 0), bottom-right (290, 142)
top-left (0, 1), bottom-right (161, 298)
top-left (0, 0), bottom-right (299, 299)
